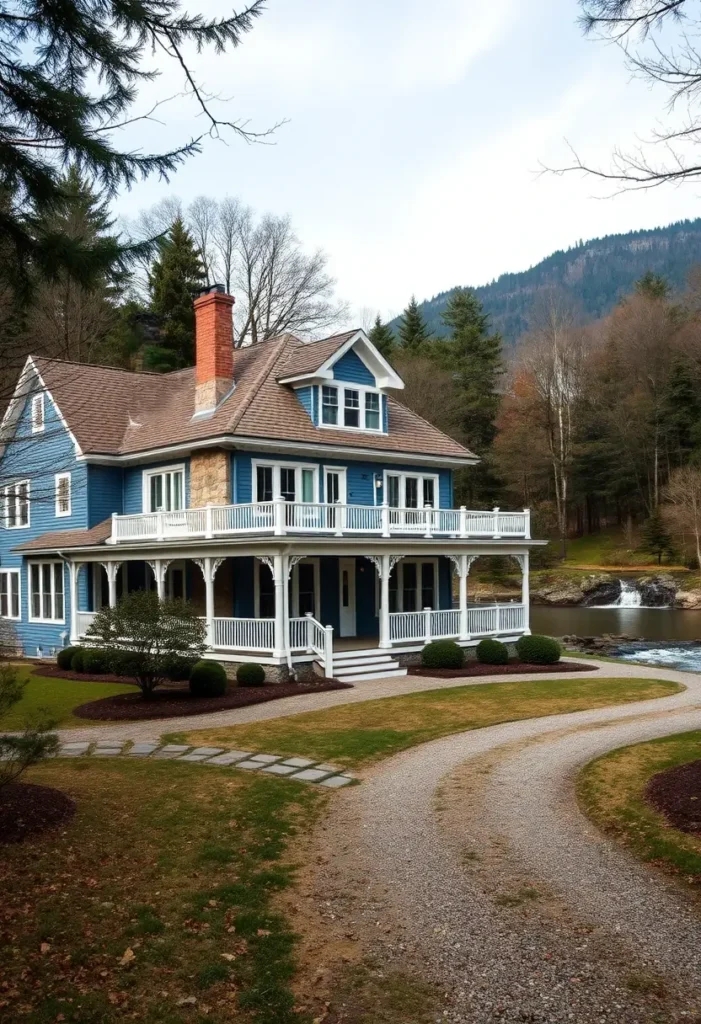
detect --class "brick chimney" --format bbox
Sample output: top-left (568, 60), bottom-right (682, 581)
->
top-left (194, 284), bottom-right (235, 414)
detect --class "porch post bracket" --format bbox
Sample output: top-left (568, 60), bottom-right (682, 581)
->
top-left (211, 558), bottom-right (225, 580)
top-left (146, 559), bottom-right (171, 584)
top-left (510, 554), bottom-right (526, 573)
top-left (192, 558), bottom-right (206, 580)
top-left (286, 555), bottom-right (304, 580)
top-left (256, 554), bottom-right (276, 579)
top-left (100, 560), bottom-right (122, 584)
top-left (363, 554), bottom-right (382, 577)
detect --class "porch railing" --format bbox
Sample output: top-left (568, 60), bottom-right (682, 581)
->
top-left (213, 616), bottom-right (275, 652)
top-left (75, 610), bottom-right (97, 636)
top-left (109, 501), bottom-right (530, 544)
top-left (389, 604), bottom-right (526, 643)
top-left (289, 614), bottom-right (333, 677)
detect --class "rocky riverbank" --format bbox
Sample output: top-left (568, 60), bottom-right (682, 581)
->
top-left (530, 571), bottom-right (701, 608)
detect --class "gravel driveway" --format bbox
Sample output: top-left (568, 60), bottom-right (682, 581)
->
top-left (311, 661), bottom-right (701, 1023)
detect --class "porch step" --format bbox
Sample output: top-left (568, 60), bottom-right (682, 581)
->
top-left (320, 647), bottom-right (407, 683)
top-left (336, 667), bottom-right (408, 683)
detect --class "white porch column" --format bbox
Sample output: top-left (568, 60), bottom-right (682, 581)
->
top-left (520, 551), bottom-right (531, 634)
top-left (451, 554), bottom-right (475, 642)
top-left (155, 559), bottom-right (165, 601)
top-left (204, 556), bottom-right (215, 648)
top-left (68, 561), bottom-right (79, 644)
top-left (102, 561), bottom-right (121, 608)
top-left (273, 552), bottom-right (286, 659)
top-left (379, 553), bottom-right (391, 649)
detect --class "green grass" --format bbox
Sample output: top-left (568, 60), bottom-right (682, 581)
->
top-left (1, 758), bottom-right (324, 1023)
top-left (0, 665), bottom-right (134, 729)
top-left (178, 676), bottom-right (683, 770)
top-left (578, 730), bottom-right (701, 882)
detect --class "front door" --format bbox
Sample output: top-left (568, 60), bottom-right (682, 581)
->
top-left (339, 558), bottom-right (356, 637)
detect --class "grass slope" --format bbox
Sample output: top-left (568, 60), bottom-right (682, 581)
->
top-left (0, 759), bottom-right (323, 1023)
top-left (0, 666), bottom-right (134, 730)
top-left (177, 676), bottom-right (682, 770)
top-left (578, 730), bottom-right (701, 882)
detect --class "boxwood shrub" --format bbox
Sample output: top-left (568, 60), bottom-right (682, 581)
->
top-left (236, 663), bottom-right (266, 687)
top-left (189, 660), bottom-right (228, 698)
top-left (421, 639), bottom-right (465, 670)
top-left (516, 633), bottom-right (561, 665)
top-left (70, 648), bottom-right (86, 673)
top-left (82, 649), bottom-right (109, 675)
top-left (165, 656), bottom-right (197, 682)
top-left (476, 638), bottom-right (509, 665)
top-left (57, 646), bottom-right (79, 670)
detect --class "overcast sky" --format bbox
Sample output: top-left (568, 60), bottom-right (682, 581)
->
top-left (117, 0), bottom-right (699, 324)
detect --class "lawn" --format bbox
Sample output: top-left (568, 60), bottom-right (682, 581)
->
top-left (0, 665), bottom-right (133, 730)
top-left (577, 730), bottom-right (701, 882)
top-left (175, 676), bottom-right (682, 770)
top-left (0, 759), bottom-right (324, 1024)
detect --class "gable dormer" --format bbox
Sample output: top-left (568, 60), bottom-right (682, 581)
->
top-left (278, 330), bottom-right (402, 435)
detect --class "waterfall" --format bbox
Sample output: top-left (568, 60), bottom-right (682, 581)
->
top-left (615, 579), bottom-right (642, 608)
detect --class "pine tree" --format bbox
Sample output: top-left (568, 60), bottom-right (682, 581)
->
top-left (636, 271), bottom-right (670, 300)
top-left (397, 297), bottom-right (430, 352)
top-left (147, 218), bottom-right (206, 371)
top-left (368, 315), bottom-right (395, 359)
top-left (661, 357), bottom-right (701, 464)
top-left (642, 509), bottom-right (673, 565)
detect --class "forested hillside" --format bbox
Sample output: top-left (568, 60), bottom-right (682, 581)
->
top-left (400, 219), bottom-right (701, 345)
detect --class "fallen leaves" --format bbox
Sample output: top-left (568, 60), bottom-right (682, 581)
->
top-left (118, 948), bottom-right (135, 967)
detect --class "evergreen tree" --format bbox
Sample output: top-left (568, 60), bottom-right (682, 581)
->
top-left (147, 218), bottom-right (206, 371)
top-left (661, 357), bottom-right (701, 465)
top-left (0, 0), bottom-right (266, 292)
top-left (397, 296), bottom-right (430, 352)
top-left (635, 271), bottom-right (670, 300)
top-left (368, 315), bottom-right (395, 359)
top-left (642, 509), bottom-right (674, 565)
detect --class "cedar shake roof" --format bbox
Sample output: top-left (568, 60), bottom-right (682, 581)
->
top-left (31, 334), bottom-right (476, 462)
top-left (13, 518), bottom-right (113, 552)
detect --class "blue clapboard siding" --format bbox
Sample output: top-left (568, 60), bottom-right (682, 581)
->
top-left (332, 349), bottom-right (375, 386)
top-left (295, 386), bottom-right (314, 422)
top-left (0, 379), bottom-right (86, 654)
top-left (233, 451), bottom-right (452, 508)
top-left (87, 465), bottom-right (123, 526)
top-left (123, 459), bottom-right (191, 514)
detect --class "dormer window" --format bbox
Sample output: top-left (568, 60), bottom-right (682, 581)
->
top-left (319, 384), bottom-right (383, 433)
top-left (31, 393), bottom-right (44, 433)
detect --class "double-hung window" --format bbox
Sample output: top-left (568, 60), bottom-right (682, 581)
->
top-left (31, 394), bottom-right (45, 433)
top-left (29, 562), bottom-right (64, 622)
top-left (0, 570), bottom-right (20, 620)
top-left (343, 389), bottom-right (360, 428)
top-left (253, 462), bottom-right (318, 504)
top-left (322, 386), bottom-right (338, 425)
top-left (364, 391), bottom-right (380, 429)
top-left (55, 472), bottom-right (71, 517)
top-left (385, 472), bottom-right (438, 509)
top-left (144, 466), bottom-right (185, 513)
top-left (5, 480), bottom-right (29, 528)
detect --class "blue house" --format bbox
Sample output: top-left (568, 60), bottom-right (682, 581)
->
top-left (0, 286), bottom-right (540, 681)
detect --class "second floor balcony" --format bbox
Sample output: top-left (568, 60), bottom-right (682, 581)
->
top-left (108, 499), bottom-right (531, 544)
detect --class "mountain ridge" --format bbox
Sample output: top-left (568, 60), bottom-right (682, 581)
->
top-left (395, 218), bottom-right (701, 345)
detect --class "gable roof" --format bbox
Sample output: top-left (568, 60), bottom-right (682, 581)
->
top-left (27, 333), bottom-right (476, 463)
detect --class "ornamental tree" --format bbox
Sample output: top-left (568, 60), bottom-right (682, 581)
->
top-left (85, 590), bottom-right (207, 698)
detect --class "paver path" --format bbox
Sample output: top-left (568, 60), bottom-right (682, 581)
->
top-left (59, 659), bottom-right (652, 742)
top-left (313, 661), bottom-right (701, 1022)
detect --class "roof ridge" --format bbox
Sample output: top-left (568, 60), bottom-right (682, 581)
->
top-left (228, 336), bottom-right (292, 432)
top-left (34, 355), bottom-right (166, 378)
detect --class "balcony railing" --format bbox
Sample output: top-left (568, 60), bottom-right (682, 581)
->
top-left (388, 604), bottom-right (526, 643)
top-left (109, 500), bottom-right (530, 544)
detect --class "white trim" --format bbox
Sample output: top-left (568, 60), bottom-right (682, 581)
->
top-left (319, 382), bottom-right (385, 435)
top-left (142, 463), bottom-right (186, 513)
top-left (252, 459), bottom-right (319, 503)
top-left (4, 479), bottom-right (30, 529)
top-left (383, 469), bottom-right (440, 509)
top-left (278, 331), bottom-right (404, 391)
top-left (0, 569), bottom-right (21, 620)
top-left (28, 560), bottom-right (66, 623)
top-left (55, 472), bottom-right (71, 517)
top-left (31, 393), bottom-right (45, 433)
top-left (80, 435), bottom-right (476, 469)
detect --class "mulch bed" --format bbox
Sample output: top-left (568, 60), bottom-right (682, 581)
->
top-left (0, 783), bottom-right (76, 845)
top-left (408, 659), bottom-right (597, 678)
top-left (74, 679), bottom-right (353, 721)
top-left (38, 664), bottom-right (138, 685)
top-left (646, 759), bottom-right (701, 835)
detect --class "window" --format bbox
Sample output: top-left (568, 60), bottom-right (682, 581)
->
top-left (384, 472), bottom-right (439, 509)
top-left (55, 472), bottom-right (71, 517)
top-left (344, 389), bottom-right (360, 428)
top-left (252, 462), bottom-right (319, 504)
top-left (31, 393), bottom-right (45, 433)
top-left (319, 385), bottom-right (384, 433)
top-left (0, 570), bottom-right (20, 620)
top-left (322, 386), bottom-right (338, 425)
top-left (382, 559), bottom-right (437, 614)
top-left (365, 391), bottom-right (380, 430)
top-left (29, 561), bottom-right (64, 622)
top-left (144, 466), bottom-right (185, 513)
top-left (5, 480), bottom-right (29, 528)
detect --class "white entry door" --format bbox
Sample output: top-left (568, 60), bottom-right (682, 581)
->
top-left (338, 558), bottom-right (356, 637)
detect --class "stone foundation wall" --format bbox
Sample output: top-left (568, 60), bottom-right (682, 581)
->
top-left (190, 449), bottom-right (231, 507)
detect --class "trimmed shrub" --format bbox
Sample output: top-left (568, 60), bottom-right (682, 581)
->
top-left (57, 646), bottom-right (78, 670)
top-left (516, 634), bottom-right (561, 665)
top-left (476, 638), bottom-right (509, 665)
top-left (82, 649), bottom-right (109, 675)
top-left (70, 648), bottom-right (86, 673)
top-left (421, 639), bottom-right (465, 670)
top-left (165, 656), bottom-right (197, 682)
top-left (236, 663), bottom-right (266, 687)
top-left (189, 660), bottom-right (228, 698)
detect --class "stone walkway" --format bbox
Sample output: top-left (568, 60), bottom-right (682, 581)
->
top-left (57, 738), bottom-right (353, 788)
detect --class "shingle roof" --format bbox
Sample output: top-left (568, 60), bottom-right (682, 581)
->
top-left (13, 518), bottom-right (112, 552)
top-left (31, 334), bottom-right (476, 462)
top-left (275, 331), bottom-right (357, 379)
